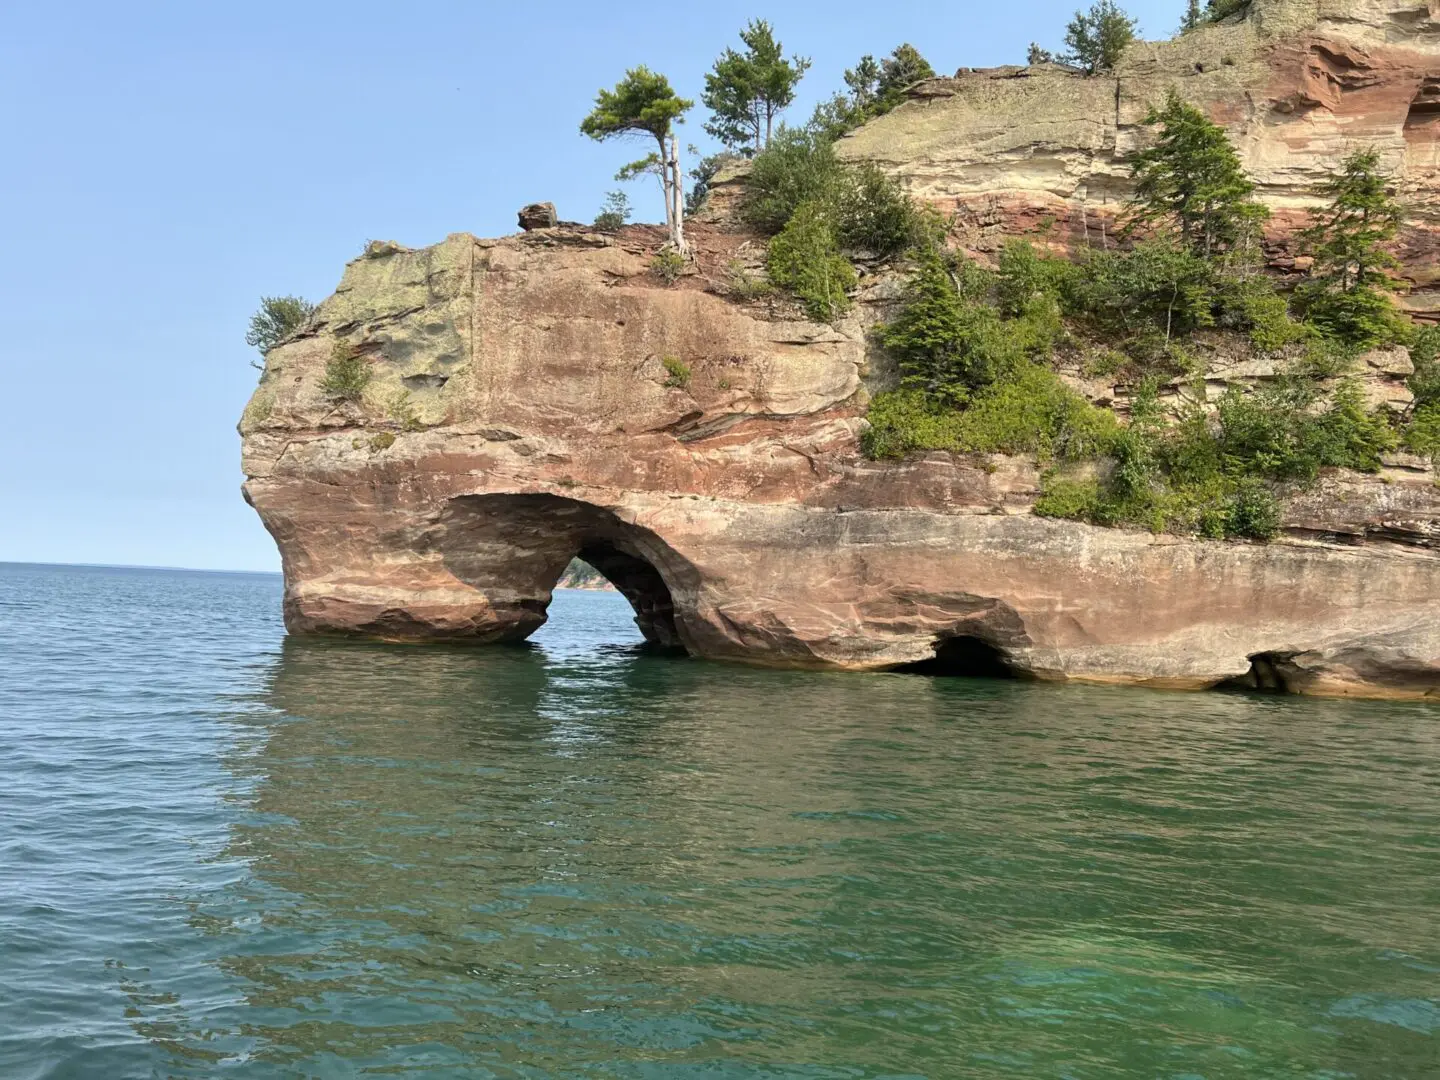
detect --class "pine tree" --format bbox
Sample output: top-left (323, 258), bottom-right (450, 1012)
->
top-left (1299, 149), bottom-right (1402, 294)
top-left (1182, 0), bottom-right (1203, 31)
top-left (702, 21), bottom-right (811, 155)
top-left (581, 68), bottom-right (693, 253)
top-left (1062, 1), bottom-right (1140, 74)
top-left (876, 44), bottom-right (935, 105)
top-left (1028, 43), bottom-right (1055, 65)
top-left (1127, 89), bottom-right (1268, 258)
top-left (1296, 149), bottom-right (1406, 348)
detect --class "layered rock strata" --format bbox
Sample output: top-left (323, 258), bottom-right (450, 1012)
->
top-left (811, 0), bottom-right (1440, 318)
top-left (242, 229), bottom-right (1440, 699)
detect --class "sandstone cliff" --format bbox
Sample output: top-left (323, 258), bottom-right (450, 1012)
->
top-left (818, 0), bottom-right (1440, 319)
top-left (241, 0), bottom-right (1440, 699)
top-left (242, 219), bottom-right (1440, 699)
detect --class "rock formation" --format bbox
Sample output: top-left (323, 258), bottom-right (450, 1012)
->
top-left (241, 0), bottom-right (1440, 700)
top-left (825, 0), bottom-right (1440, 319)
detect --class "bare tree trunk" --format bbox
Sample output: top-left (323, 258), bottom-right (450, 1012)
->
top-left (669, 134), bottom-right (687, 254)
top-left (654, 135), bottom-right (675, 238)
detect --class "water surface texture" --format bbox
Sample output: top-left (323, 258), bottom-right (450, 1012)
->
top-left (2, 562), bottom-right (1438, 1078)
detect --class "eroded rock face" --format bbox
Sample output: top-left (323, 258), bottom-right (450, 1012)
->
top-left (242, 227), bottom-right (1440, 700)
top-left (823, 0), bottom-right (1440, 318)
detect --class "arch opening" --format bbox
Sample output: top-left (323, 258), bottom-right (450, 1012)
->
top-left (438, 493), bottom-right (696, 653)
top-left (572, 541), bottom-right (683, 651)
top-left (893, 635), bottom-right (1019, 680)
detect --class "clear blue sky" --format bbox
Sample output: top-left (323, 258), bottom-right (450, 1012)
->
top-left (0, 0), bottom-right (1184, 571)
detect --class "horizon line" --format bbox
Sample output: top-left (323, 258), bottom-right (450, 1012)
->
top-left (0, 559), bottom-right (281, 576)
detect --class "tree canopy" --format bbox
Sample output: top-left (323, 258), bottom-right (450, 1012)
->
top-left (580, 67), bottom-right (692, 147)
top-left (1062, 1), bottom-right (1139, 74)
top-left (701, 20), bottom-right (810, 155)
top-left (1299, 149), bottom-right (1402, 295)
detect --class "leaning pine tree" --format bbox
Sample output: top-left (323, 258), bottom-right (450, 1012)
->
top-left (581, 68), bottom-right (693, 253)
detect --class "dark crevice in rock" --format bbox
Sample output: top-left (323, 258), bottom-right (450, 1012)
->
top-left (403, 373), bottom-right (449, 390)
top-left (1216, 651), bottom-right (1298, 694)
top-left (893, 635), bottom-right (1019, 680)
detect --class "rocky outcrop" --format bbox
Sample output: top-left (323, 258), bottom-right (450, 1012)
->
top-left (818, 0), bottom-right (1440, 318)
top-left (241, 227), bottom-right (1440, 699)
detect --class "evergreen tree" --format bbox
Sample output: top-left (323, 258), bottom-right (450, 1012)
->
top-left (1127, 89), bottom-right (1268, 258)
top-left (1062, 1), bottom-right (1140, 74)
top-left (1028, 43), bottom-right (1055, 65)
top-left (876, 44), bottom-right (935, 105)
top-left (1297, 149), bottom-right (1406, 347)
top-left (1182, 0), bottom-right (1203, 31)
top-left (1205, 0), bottom-right (1251, 22)
top-left (843, 55), bottom-right (882, 112)
top-left (878, 248), bottom-right (996, 403)
top-left (581, 68), bottom-right (693, 252)
top-left (1299, 149), bottom-right (1402, 294)
top-left (701, 20), bottom-right (810, 155)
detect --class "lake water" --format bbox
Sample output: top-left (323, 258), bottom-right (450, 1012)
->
top-left (2, 562), bottom-right (1438, 1078)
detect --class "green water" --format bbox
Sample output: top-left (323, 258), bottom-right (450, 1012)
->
top-left (2, 564), bottom-right (1438, 1078)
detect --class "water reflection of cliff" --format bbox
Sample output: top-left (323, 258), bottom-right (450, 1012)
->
top-left (187, 631), bottom-right (1440, 1076)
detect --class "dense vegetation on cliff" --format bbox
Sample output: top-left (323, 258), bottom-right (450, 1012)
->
top-left (703, 14), bottom-right (1434, 543)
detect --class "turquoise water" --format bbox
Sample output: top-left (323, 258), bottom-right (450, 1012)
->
top-left (2, 562), bottom-right (1439, 1078)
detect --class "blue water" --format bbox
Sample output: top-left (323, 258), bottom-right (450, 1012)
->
top-left (1, 561), bottom-right (1438, 1078)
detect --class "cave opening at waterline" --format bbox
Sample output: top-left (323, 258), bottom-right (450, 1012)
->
top-left (439, 493), bottom-right (693, 654)
top-left (893, 635), bottom-right (1020, 680)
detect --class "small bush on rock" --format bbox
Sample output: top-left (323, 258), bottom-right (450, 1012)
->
top-left (322, 341), bottom-right (371, 403)
top-left (651, 248), bottom-right (686, 284)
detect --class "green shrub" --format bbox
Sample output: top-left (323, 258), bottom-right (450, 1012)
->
top-left (651, 248), bottom-right (686, 284)
top-left (742, 127), bottom-right (840, 234)
top-left (1034, 477), bottom-right (1104, 520)
top-left (725, 259), bottom-right (775, 300)
top-left (1297, 283), bottom-right (1409, 351)
top-left (1068, 240), bottom-right (1218, 343)
top-left (661, 354), bottom-right (692, 388)
top-left (1225, 476), bottom-right (1281, 540)
top-left (953, 363), bottom-right (1122, 460)
top-left (322, 341), bottom-right (371, 403)
top-left (1215, 376), bottom-right (1394, 481)
top-left (1214, 273), bottom-right (1308, 353)
top-left (1404, 404), bottom-right (1440, 463)
top-left (246, 295), bottom-right (316, 363)
top-left (766, 200), bottom-right (855, 322)
top-left (863, 366), bottom-right (1119, 462)
top-left (832, 163), bottom-right (925, 256)
top-left (1409, 325), bottom-right (1440, 411)
top-left (861, 388), bottom-right (969, 458)
top-left (995, 241), bottom-right (1084, 317)
top-left (594, 190), bottom-right (630, 230)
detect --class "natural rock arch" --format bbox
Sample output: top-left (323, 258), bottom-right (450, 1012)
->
top-left (434, 493), bottom-right (697, 650)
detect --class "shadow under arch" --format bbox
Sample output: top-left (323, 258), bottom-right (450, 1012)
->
top-left (435, 493), bottom-right (699, 651)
